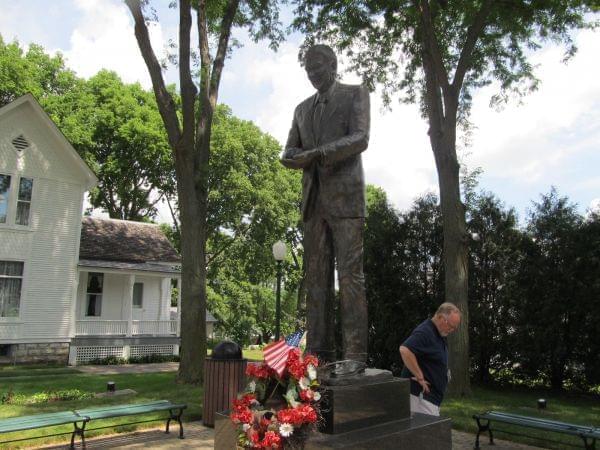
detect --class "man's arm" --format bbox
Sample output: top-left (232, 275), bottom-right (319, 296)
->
top-left (399, 345), bottom-right (430, 394)
top-left (317, 85), bottom-right (370, 166)
top-left (280, 108), bottom-right (314, 170)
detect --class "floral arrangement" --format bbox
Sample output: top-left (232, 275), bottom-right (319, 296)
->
top-left (230, 347), bottom-right (321, 449)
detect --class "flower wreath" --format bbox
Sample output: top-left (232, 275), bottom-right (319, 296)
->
top-left (230, 347), bottom-right (321, 449)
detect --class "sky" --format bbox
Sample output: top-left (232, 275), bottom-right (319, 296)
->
top-left (1, 0), bottom-right (598, 225)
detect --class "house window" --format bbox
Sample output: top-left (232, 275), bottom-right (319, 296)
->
top-left (0, 174), bottom-right (10, 224)
top-left (133, 283), bottom-right (144, 308)
top-left (16, 177), bottom-right (33, 226)
top-left (0, 261), bottom-right (23, 317)
top-left (86, 273), bottom-right (103, 317)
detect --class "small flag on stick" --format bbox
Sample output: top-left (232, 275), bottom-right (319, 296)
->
top-left (263, 330), bottom-right (304, 377)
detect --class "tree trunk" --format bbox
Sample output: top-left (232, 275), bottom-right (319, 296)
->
top-left (430, 129), bottom-right (471, 396)
top-left (175, 151), bottom-right (207, 384)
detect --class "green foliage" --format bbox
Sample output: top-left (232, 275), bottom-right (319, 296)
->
top-left (161, 105), bottom-right (302, 345)
top-left (86, 355), bottom-right (128, 365)
top-left (0, 36), bottom-right (78, 107)
top-left (84, 354), bottom-right (180, 365)
top-left (44, 70), bottom-right (174, 220)
top-left (366, 183), bottom-right (600, 392)
top-left (365, 186), bottom-right (443, 373)
top-left (514, 188), bottom-right (586, 391)
top-left (1, 388), bottom-right (93, 405)
top-left (127, 354), bottom-right (180, 364)
top-left (206, 105), bottom-right (301, 283)
top-left (291, 0), bottom-right (597, 115)
top-left (467, 192), bottom-right (524, 383)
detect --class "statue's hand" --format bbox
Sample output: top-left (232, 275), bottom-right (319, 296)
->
top-left (283, 147), bottom-right (302, 159)
top-left (292, 149), bottom-right (320, 166)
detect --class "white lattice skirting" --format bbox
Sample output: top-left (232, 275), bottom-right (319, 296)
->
top-left (75, 346), bottom-right (124, 363)
top-left (74, 344), bottom-right (175, 364)
top-left (130, 345), bottom-right (174, 357)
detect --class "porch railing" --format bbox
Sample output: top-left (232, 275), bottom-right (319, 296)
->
top-left (132, 320), bottom-right (178, 336)
top-left (75, 320), bottom-right (178, 336)
top-left (75, 320), bottom-right (127, 336)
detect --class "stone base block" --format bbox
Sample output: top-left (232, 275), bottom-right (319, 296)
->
top-left (306, 413), bottom-right (451, 449)
top-left (319, 374), bottom-right (410, 434)
top-left (214, 411), bottom-right (451, 450)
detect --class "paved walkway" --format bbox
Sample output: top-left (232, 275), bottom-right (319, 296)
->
top-left (38, 422), bottom-right (547, 449)
top-left (76, 362), bottom-right (179, 375)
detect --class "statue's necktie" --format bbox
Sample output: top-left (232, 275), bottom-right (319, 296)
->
top-left (313, 98), bottom-right (327, 140)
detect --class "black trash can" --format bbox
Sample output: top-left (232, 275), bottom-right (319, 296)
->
top-left (202, 341), bottom-right (247, 427)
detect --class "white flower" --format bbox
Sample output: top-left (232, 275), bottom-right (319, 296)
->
top-left (307, 365), bottom-right (317, 381)
top-left (242, 423), bottom-right (251, 432)
top-left (248, 380), bottom-right (256, 392)
top-left (313, 391), bottom-right (321, 401)
top-left (279, 423), bottom-right (294, 437)
top-left (299, 376), bottom-right (310, 390)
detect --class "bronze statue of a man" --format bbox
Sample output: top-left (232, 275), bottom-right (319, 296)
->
top-left (281, 44), bottom-right (370, 363)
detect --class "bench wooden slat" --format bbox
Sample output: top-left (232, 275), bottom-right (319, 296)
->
top-left (75, 401), bottom-right (186, 420)
top-left (478, 411), bottom-right (598, 437)
top-left (474, 410), bottom-right (599, 450)
top-left (0, 411), bottom-right (86, 433)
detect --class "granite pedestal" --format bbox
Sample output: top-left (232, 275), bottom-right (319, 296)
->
top-left (214, 371), bottom-right (451, 449)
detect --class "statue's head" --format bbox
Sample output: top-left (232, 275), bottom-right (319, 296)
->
top-left (304, 44), bottom-right (337, 93)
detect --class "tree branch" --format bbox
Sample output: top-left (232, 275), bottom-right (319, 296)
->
top-left (179, 0), bottom-right (197, 146)
top-left (197, 0), bottom-right (211, 113)
top-left (416, 0), bottom-right (450, 91)
top-left (206, 222), bottom-right (251, 267)
top-left (209, 0), bottom-right (240, 108)
top-left (452, 0), bottom-right (493, 92)
top-left (125, 0), bottom-right (182, 148)
top-left (165, 194), bottom-right (181, 236)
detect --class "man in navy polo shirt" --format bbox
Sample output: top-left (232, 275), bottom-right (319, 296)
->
top-left (399, 303), bottom-right (461, 416)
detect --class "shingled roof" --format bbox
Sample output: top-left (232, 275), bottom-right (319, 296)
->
top-left (79, 217), bottom-right (180, 264)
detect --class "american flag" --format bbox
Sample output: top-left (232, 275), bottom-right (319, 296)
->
top-left (263, 330), bottom-right (304, 377)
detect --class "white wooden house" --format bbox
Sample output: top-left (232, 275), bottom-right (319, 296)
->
top-left (0, 94), bottom-right (216, 365)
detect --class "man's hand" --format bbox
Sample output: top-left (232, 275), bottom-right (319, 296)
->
top-left (280, 147), bottom-right (305, 169)
top-left (283, 147), bottom-right (302, 159)
top-left (292, 148), bottom-right (320, 166)
top-left (411, 376), bottom-right (431, 394)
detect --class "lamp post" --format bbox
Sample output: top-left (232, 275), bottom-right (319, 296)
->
top-left (272, 240), bottom-right (287, 341)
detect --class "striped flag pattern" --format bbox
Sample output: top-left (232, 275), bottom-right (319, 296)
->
top-left (263, 330), bottom-right (304, 377)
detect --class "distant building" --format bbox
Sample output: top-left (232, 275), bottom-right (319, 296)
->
top-left (0, 94), bottom-right (215, 365)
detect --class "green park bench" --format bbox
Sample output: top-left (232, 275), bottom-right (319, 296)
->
top-left (0, 410), bottom-right (89, 448)
top-left (473, 411), bottom-right (600, 450)
top-left (75, 400), bottom-right (187, 439)
top-left (0, 400), bottom-right (187, 448)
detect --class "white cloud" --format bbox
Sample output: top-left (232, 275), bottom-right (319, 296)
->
top-left (61, 0), bottom-right (169, 88)
top-left (469, 29), bottom-right (600, 184)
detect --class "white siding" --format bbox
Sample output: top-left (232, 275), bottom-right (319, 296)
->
top-left (1, 101), bottom-right (87, 343)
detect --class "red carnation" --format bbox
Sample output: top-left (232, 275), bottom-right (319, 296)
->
top-left (304, 354), bottom-right (319, 368)
top-left (299, 389), bottom-right (314, 402)
top-left (231, 407), bottom-right (253, 424)
top-left (261, 430), bottom-right (282, 449)
top-left (246, 362), bottom-right (271, 379)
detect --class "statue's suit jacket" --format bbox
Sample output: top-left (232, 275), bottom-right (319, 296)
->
top-left (284, 82), bottom-right (370, 221)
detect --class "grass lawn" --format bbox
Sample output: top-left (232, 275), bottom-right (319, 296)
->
top-left (443, 384), bottom-right (600, 449)
top-left (3, 359), bottom-right (598, 450)
top-left (0, 368), bottom-right (202, 449)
